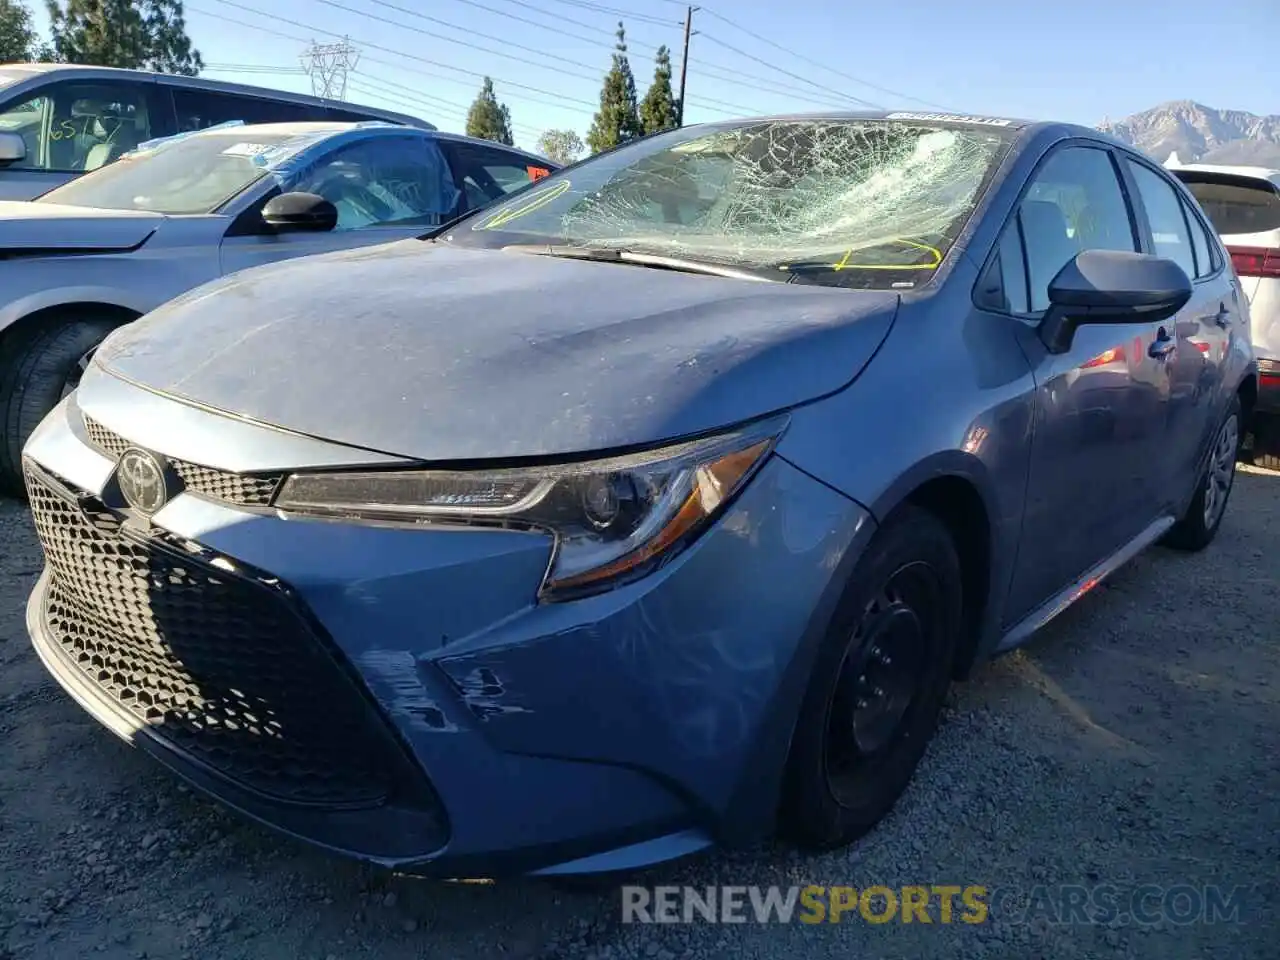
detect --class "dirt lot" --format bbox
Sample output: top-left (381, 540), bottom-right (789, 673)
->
top-left (1, 468), bottom-right (1277, 960)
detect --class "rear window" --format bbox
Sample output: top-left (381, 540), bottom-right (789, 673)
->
top-left (1176, 174), bottom-right (1280, 235)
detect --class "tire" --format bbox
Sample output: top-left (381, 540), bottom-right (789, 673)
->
top-left (0, 315), bottom-right (124, 497)
top-left (1163, 394), bottom-right (1242, 552)
top-left (778, 505), bottom-right (962, 851)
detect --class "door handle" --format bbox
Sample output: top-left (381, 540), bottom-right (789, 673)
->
top-left (1203, 304), bottom-right (1233, 330)
top-left (1148, 329), bottom-right (1177, 359)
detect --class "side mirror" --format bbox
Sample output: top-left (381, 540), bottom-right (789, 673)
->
top-left (262, 191), bottom-right (338, 233)
top-left (1039, 249), bottom-right (1192, 354)
top-left (0, 132), bottom-right (27, 166)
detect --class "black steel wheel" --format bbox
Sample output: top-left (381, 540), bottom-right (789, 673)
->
top-left (779, 505), bottom-right (962, 851)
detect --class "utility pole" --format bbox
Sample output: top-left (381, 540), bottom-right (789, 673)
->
top-left (676, 6), bottom-right (697, 127)
top-left (300, 38), bottom-right (360, 100)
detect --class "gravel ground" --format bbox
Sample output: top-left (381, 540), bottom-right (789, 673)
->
top-left (1, 467), bottom-right (1277, 960)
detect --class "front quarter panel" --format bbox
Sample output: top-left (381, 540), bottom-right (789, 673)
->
top-left (0, 217), bottom-right (227, 334)
top-left (775, 261), bottom-right (1036, 659)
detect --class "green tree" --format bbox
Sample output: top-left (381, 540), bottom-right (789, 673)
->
top-left (46, 0), bottom-right (203, 75)
top-left (0, 0), bottom-right (39, 61)
top-left (585, 22), bottom-right (641, 154)
top-left (639, 45), bottom-right (678, 135)
top-left (535, 128), bottom-right (583, 166)
top-left (465, 76), bottom-right (513, 146)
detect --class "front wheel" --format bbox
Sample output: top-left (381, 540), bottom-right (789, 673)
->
top-left (1163, 394), bottom-right (1241, 552)
top-left (778, 506), bottom-right (962, 851)
top-left (0, 316), bottom-right (123, 497)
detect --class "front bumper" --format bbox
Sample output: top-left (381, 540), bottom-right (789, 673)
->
top-left (22, 379), bottom-right (872, 877)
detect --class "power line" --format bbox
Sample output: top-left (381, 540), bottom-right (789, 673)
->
top-left (441, 0), bottom-right (634, 48)
top-left (202, 0), bottom-right (602, 110)
top-left (435, 0), bottom-right (852, 112)
top-left (300, 37), bottom-right (360, 99)
top-left (201, 0), bottom-right (749, 119)
top-left (697, 7), bottom-right (949, 109)
top-left (308, 0), bottom-right (602, 82)
top-left (324, 0), bottom-right (760, 117)
top-left (349, 75), bottom-right (544, 139)
top-left (508, 0), bottom-right (678, 27)
top-left (204, 62), bottom-right (308, 74)
top-left (698, 32), bottom-right (881, 108)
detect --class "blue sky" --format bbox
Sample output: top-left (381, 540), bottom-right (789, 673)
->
top-left (30, 0), bottom-right (1280, 153)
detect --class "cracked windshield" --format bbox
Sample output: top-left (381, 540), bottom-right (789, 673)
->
top-left (450, 119), bottom-right (1010, 287)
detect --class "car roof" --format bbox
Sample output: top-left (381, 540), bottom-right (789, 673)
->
top-left (1165, 161), bottom-right (1280, 186)
top-left (675, 110), bottom-right (1139, 150)
top-left (0, 63), bottom-right (436, 131)
top-left (142, 121), bottom-right (559, 166)
top-left (680, 108), bottom-right (1035, 130)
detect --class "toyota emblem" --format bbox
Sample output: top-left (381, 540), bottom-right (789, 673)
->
top-left (116, 448), bottom-right (171, 515)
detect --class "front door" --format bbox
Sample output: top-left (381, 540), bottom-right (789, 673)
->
top-left (996, 143), bottom-right (1174, 624)
top-left (219, 134), bottom-right (461, 275)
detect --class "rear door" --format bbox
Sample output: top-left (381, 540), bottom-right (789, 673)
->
top-left (1122, 157), bottom-right (1237, 493)
top-left (219, 133), bottom-right (461, 275)
top-left (1173, 168), bottom-right (1280, 364)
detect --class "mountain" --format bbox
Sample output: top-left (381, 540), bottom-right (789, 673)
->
top-left (1099, 101), bottom-right (1280, 167)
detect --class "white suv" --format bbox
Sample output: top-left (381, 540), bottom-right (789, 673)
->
top-left (1169, 162), bottom-right (1280, 468)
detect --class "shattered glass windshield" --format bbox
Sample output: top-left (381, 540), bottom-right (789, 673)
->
top-left (445, 119), bottom-right (1012, 288)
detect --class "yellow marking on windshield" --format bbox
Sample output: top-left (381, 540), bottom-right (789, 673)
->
top-left (781, 238), bottom-right (945, 272)
top-left (476, 180), bottom-right (571, 231)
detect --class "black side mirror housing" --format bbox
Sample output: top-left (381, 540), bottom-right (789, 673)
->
top-left (262, 192), bottom-right (339, 233)
top-left (0, 131), bottom-right (27, 167)
top-left (1039, 250), bottom-right (1193, 354)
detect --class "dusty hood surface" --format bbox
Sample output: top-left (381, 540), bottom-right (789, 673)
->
top-left (96, 241), bottom-right (899, 462)
top-left (0, 200), bottom-right (162, 251)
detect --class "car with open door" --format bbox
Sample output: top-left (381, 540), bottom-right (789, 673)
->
top-left (0, 120), bottom-right (558, 493)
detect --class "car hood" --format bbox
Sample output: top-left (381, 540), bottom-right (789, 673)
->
top-left (0, 200), bottom-right (162, 252)
top-left (96, 241), bottom-right (899, 462)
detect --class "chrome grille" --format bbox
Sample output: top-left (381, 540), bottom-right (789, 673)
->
top-left (83, 415), bottom-right (283, 507)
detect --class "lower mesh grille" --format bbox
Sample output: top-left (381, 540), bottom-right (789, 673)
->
top-left (26, 463), bottom-right (407, 809)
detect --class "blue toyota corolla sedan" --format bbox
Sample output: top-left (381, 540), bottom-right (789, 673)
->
top-left (21, 111), bottom-right (1256, 879)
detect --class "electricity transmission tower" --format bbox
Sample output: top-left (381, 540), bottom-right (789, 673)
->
top-left (300, 39), bottom-right (359, 100)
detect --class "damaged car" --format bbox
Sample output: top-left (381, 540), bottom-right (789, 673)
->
top-left (22, 112), bottom-right (1256, 879)
top-left (0, 119), bottom-right (557, 493)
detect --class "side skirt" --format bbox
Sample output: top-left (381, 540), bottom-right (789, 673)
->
top-left (993, 514), bottom-right (1177, 654)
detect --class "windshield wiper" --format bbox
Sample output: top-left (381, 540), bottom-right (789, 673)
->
top-left (501, 244), bottom-right (778, 283)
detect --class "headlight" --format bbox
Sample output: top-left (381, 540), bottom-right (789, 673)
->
top-left (273, 419), bottom-right (783, 600)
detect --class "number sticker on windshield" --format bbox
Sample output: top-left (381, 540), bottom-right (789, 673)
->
top-left (221, 142), bottom-right (273, 157)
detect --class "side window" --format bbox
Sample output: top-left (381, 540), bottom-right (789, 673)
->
top-left (1125, 160), bottom-right (1197, 280)
top-left (979, 217), bottom-right (1030, 314)
top-left (449, 143), bottom-right (551, 211)
top-left (0, 95), bottom-right (48, 169)
top-left (173, 88), bottom-right (316, 132)
top-left (1180, 194), bottom-right (1217, 279)
top-left (288, 136), bottom-right (462, 232)
top-left (1018, 146), bottom-right (1137, 312)
top-left (32, 81), bottom-right (154, 172)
